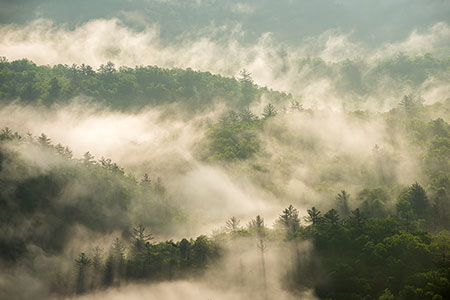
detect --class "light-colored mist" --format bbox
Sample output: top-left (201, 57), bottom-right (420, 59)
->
top-left (0, 100), bottom-right (279, 235)
top-left (0, 5), bottom-right (448, 300)
top-left (0, 18), bottom-right (448, 104)
top-left (0, 98), bottom-right (429, 235)
top-left (61, 280), bottom-right (316, 300)
top-left (58, 236), bottom-right (318, 300)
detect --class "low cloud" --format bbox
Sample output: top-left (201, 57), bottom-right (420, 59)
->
top-left (375, 22), bottom-right (450, 58)
top-left (0, 18), bottom-right (448, 98)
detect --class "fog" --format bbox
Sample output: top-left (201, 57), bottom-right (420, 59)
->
top-left (61, 279), bottom-right (316, 300)
top-left (0, 74), bottom-right (444, 300)
top-left (0, 97), bottom-right (428, 233)
top-left (55, 232), bottom-right (318, 300)
top-left (0, 2), bottom-right (449, 299)
top-left (1, 0), bottom-right (449, 47)
top-left (0, 18), bottom-right (449, 101)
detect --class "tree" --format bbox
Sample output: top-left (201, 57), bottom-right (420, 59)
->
top-left (132, 225), bottom-right (153, 243)
top-left (103, 254), bottom-right (114, 287)
top-left (111, 238), bottom-right (125, 284)
top-left (257, 238), bottom-right (268, 300)
top-left (227, 110), bottom-right (240, 123)
top-left (396, 198), bottom-right (416, 232)
top-left (278, 205), bottom-right (301, 238)
top-left (290, 100), bottom-right (303, 112)
top-left (348, 208), bottom-right (366, 229)
top-left (378, 288), bottom-right (394, 300)
top-left (240, 108), bottom-right (258, 122)
top-left (401, 182), bottom-right (430, 219)
top-left (80, 64), bottom-right (95, 76)
top-left (98, 61), bottom-right (116, 74)
top-left (154, 177), bottom-right (166, 196)
top-left (238, 69), bottom-right (257, 107)
top-left (249, 215), bottom-right (266, 238)
top-left (191, 235), bottom-right (213, 268)
top-left (83, 151), bottom-right (95, 165)
top-left (38, 133), bottom-right (51, 147)
top-left (75, 252), bottom-right (91, 294)
top-left (21, 82), bottom-right (40, 101)
top-left (398, 94), bottom-right (423, 115)
top-left (431, 230), bottom-right (450, 267)
top-left (238, 69), bottom-right (253, 84)
top-left (262, 103), bottom-right (277, 119)
top-left (0, 127), bottom-right (13, 140)
top-left (91, 247), bottom-right (103, 270)
top-left (178, 238), bottom-right (191, 264)
top-left (129, 225), bottom-right (153, 279)
top-left (336, 190), bottom-right (351, 218)
top-left (99, 157), bottom-right (124, 174)
top-left (359, 188), bottom-right (389, 218)
top-left (140, 173), bottom-right (152, 187)
top-left (304, 207), bottom-right (322, 226)
top-left (48, 77), bottom-right (61, 100)
top-left (91, 246), bottom-right (104, 289)
top-left (225, 216), bottom-right (241, 232)
top-left (323, 209), bottom-right (340, 226)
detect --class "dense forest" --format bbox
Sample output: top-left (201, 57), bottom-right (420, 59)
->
top-left (0, 54), bottom-right (449, 299)
top-left (0, 55), bottom-right (449, 111)
top-left (1, 1), bottom-right (450, 299)
top-left (0, 57), bottom-right (290, 111)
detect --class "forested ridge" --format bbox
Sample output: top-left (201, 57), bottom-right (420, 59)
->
top-left (0, 57), bottom-right (290, 110)
top-left (1, 55), bottom-right (449, 111)
top-left (0, 56), bottom-right (450, 300)
top-left (1, 128), bottom-right (449, 299)
top-left (1, 0), bottom-right (449, 298)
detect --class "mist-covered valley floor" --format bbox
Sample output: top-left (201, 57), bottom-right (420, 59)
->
top-left (1, 1), bottom-right (450, 300)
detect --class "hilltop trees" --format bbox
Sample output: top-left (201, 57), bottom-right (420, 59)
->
top-left (278, 205), bottom-right (301, 238)
top-left (400, 182), bottom-right (430, 219)
top-left (262, 103), bottom-right (277, 119)
top-left (249, 215), bottom-right (266, 238)
top-left (75, 253), bottom-right (91, 294)
top-left (1, 57), bottom-right (450, 299)
top-left (336, 190), bottom-right (350, 218)
top-left (0, 58), bottom-right (292, 110)
top-left (305, 207), bottom-right (322, 226)
top-left (225, 216), bottom-right (241, 232)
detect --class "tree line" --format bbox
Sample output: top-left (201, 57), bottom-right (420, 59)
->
top-left (0, 58), bottom-right (290, 110)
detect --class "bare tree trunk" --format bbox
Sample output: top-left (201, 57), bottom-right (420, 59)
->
top-left (258, 239), bottom-right (268, 300)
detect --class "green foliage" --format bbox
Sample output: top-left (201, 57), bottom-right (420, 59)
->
top-left (304, 207), bottom-right (322, 226)
top-left (0, 129), bottom-right (179, 261)
top-left (1, 58), bottom-right (450, 299)
top-left (378, 288), bottom-right (394, 300)
top-left (262, 103), bottom-right (277, 119)
top-left (70, 234), bottom-right (219, 294)
top-left (398, 183), bottom-right (430, 220)
top-left (358, 188), bottom-right (390, 218)
top-left (0, 58), bottom-right (290, 111)
top-left (205, 111), bottom-right (263, 161)
top-left (278, 204), bottom-right (301, 239)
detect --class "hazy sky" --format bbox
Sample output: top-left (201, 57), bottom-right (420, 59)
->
top-left (1, 0), bottom-right (449, 47)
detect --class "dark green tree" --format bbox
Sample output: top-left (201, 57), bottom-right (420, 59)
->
top-left (323, 209), bottom-right (340, 226)
top-left (304, 207), bottom-right (322, 226)
top-left (262, 103), bottom-right (277, 119)
top-left (400, 182), bottom-right (430, 219)
top-left (278, 205), bottom-right (301, 238)
top-left (48, 77), bottom-right (61, 101)
top-left (75, 252), bottom-right (91, 294)
top-left (336, 190), bottom-right (351, 218)
top-left (249, 215), bottom-right (266, 238)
